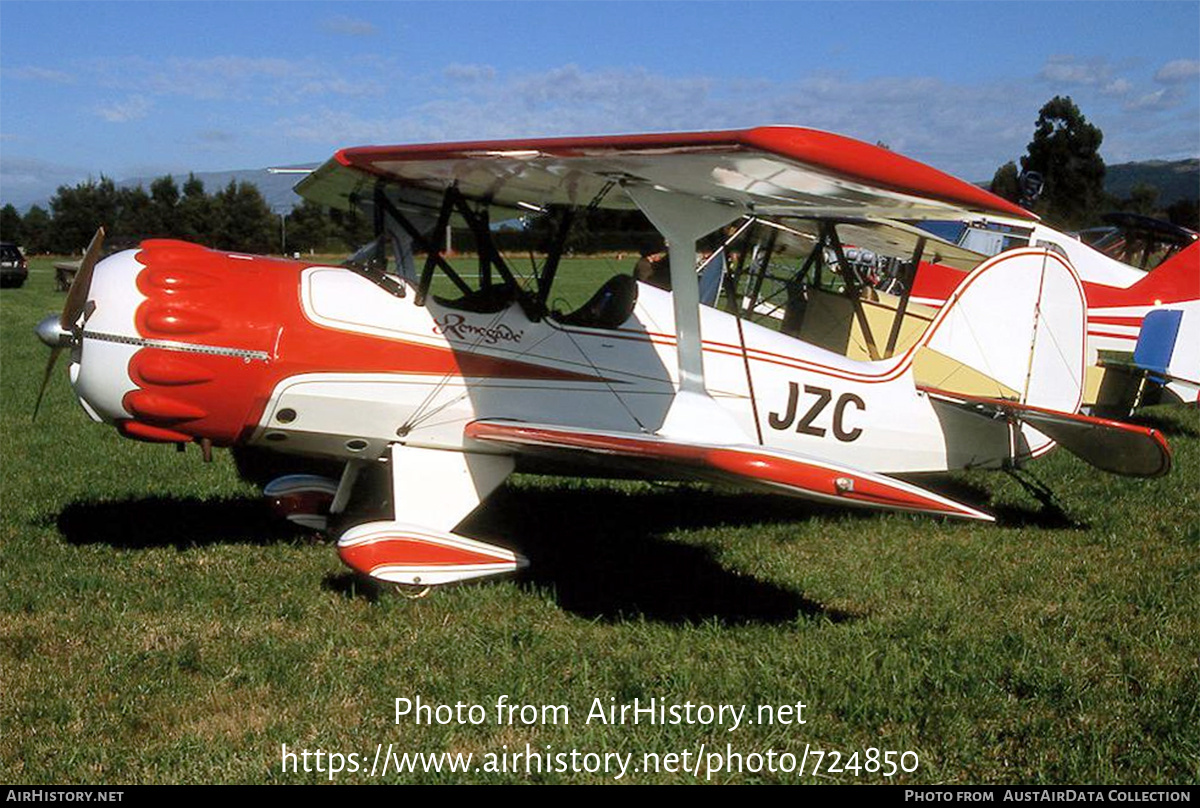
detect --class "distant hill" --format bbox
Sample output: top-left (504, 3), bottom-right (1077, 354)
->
top-left (1104, 158), bottom-right (1198, 204)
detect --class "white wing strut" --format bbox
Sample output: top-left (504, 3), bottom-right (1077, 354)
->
top-left (626, 185), bottom-right (744, 441)
top-left (335, 444), bottom-right (524, 587)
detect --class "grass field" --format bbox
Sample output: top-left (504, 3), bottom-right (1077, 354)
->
top-left (2, 254), bottom-right (1198, 784)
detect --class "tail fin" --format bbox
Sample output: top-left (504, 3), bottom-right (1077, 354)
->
top-left (913, 247), bottom-right (1087, 415)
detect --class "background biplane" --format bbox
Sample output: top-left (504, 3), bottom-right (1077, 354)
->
top-left (905, 212), bottom-right (1199, 414)
top-left (35, 127), bottom-right (1172, 591)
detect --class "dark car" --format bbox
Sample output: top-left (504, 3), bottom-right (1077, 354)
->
top-left (0, 242), bottom-right (28, 288)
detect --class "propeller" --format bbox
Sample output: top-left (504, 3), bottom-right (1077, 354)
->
top-left (33, 227), bottom-right (105, 420)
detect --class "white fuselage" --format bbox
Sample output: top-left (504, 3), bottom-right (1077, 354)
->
top-left (246, 267), bottom-right (1009, 474)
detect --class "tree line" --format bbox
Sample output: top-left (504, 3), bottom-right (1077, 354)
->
top-left (0, 174), bottom-right (372, 256)
top-left (0, 171), bottom-right (661, 258)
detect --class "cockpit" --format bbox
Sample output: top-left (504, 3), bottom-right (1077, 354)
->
top-left (334, 181), bottom-right (983, 362)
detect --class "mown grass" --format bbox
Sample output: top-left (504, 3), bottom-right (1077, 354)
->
top-left (1, 255), bottom-right (1197, 784)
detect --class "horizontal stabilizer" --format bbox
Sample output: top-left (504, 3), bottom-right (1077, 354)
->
top-left (924, 390), bottom-right (1171, 478)
top-left (466, 420), bottom-right (993, 521)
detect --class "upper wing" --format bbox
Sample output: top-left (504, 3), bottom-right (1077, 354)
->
top-left (296, 126), bottom-right (1035, 223)
top-left (767, 216), bottom-right (988, 273)
top-left (465, 419), bottom-right (993, 521)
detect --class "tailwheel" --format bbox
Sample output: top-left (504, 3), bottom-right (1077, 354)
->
top-left (393, 583), bottom-right (433, 600)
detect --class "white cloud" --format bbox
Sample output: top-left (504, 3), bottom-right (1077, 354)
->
top-left (4, 66), bottom-right (74, 83)
top-left (10, 58), bottom-right (1192, 212)
top-left (321, 15), bottom-right (378, 37)
top-left (1126, 89), bottom-right (1167, 110)
top-left (87, 55), bottom-right (381, 104)
top-left (272, 66), bottom-right (1045, 183)
top-left (174, 56), bottom-right (301, 80)
top-left (1100, 78), bottom-right (1133, 96)
top-left (1154, 59), bottom-right (1200, 83)
top-left (0, 156), bottom-right (92, 207)
top-left (1038, 55), bottom-right (1113, 86)
top-left (152, 56), bottom-right (306, 99)
top-left (198, 130), bottom-right (236, 144)
top-left (1124, 87), bottom-right (1184, 111)
top-left (94, 95), bottom-right (152, 123)
top-left (444, 63), bottom-right (496, 83)
top-left (297, 77), bottom-right (383, 99)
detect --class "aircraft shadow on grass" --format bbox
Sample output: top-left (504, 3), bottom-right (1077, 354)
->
top-left (55, 485), bottom-right (864, 626)
top-left (911, 475), bottom-right (1090, 531)
top-left (1126, 411), bottom-right (1199, 439)
top-left (463, 483), bottom-right (863, 626)
top-left (53, 476), bottom-right (1084, 625)
top-left (467, 480), bottom-right (1087, 624)
top-left (55, 495), bottom-right (312, 549)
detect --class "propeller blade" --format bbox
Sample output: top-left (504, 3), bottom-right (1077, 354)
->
top-left (60, 226), bottom-right (105, 330)
top-left (32, 347), bottom-right (63, 421)
top-left (35, 227), bottom-right (103, 421)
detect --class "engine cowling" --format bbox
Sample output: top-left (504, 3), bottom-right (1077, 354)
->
top-left (74, 240), bottom-right (307, 446)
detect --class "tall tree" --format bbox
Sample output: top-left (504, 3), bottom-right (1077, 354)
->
top-left (21, 206), bottom-right (52, 253)
top-left (1020, 96), bottom-right (1106, 229)
top-left (1165, 199), bottom-right (1200, 231)
top-left (150, 175), bottom-right (181, 237)
top-left (115, 186), bottom-right (155, 241)
top-left (287, 199), bottom-right (334, 254)
top-left (177, 174), bottom-right (213, 244)
top-left (329, 205), bottom-right (374, 252)
top-left (1, 204), bottom-right (22, 243)
top-left (989, 161), bottom-right (1021, 204)
top-left (49, 177), bottom-right (120, 252)
top-left (1121, 183), bottom-right (1160, 217)
top-left (211, 180), bottom-right (274, 253)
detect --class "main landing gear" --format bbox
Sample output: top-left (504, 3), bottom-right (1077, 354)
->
top-left (264, 444), bottom-right (525, 595)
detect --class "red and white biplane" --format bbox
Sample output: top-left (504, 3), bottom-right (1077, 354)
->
top-left (35, 127), bottom-right (1174, 591)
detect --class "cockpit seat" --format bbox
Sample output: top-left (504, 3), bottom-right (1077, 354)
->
top-left (555, 273), bottom-right (639, 329)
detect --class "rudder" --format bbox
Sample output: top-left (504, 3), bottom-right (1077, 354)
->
top-left (914, 247), bottom-right (1087, 415)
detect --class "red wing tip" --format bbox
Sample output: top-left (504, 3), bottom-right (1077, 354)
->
top-left (840, 487), bottom-right (993, 522)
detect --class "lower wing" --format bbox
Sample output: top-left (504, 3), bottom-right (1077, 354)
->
top-left (465, 420), bottom-right (993, 521)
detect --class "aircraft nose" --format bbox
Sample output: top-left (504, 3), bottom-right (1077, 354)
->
top-left (72, 239), bottom-right (301, 449)
top-left (67, 248), bottom-right (150, 425)
top-left (35, 314), bottom-right (72, 349)
top-left (38, 238), bottom-right (328, 451)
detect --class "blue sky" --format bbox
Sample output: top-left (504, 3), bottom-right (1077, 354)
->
top-left (1, 1), bottom-right (1198, 208)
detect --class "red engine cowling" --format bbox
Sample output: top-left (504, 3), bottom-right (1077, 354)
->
top-left (96, 240), bottom-right (310, 446)
top-left (76, 239), bottom-right (585, 451)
